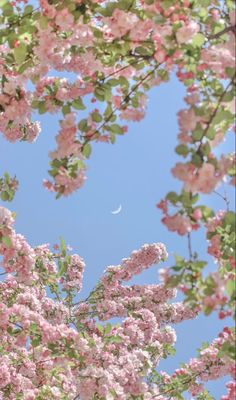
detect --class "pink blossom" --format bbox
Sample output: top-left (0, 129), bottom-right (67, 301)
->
top-left (0, 206), bottom-right (14, 227)
top-left (104, 9), bottom-right (138, 39)
top-left (162, 213), bottom-right (193, 235)
top-left (54, 168), bottom-right (86, 196)
top-left (176, 21), bottom-right (200, 44)
top-left (55, 9), bottom-right (74, 30)
top-left (0, 361), bottom-right (11, 389)
top-left (156, 199), bottom-right (168, 213)
top-left (193, 208), bottom-right (202, 221)
top-left (178, 108), bottom-right (199, 132)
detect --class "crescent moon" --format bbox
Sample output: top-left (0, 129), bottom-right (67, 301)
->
top-left (111, 204), bottom-right (122, 215)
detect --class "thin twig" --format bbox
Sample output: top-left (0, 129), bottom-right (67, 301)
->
top-left (195, 75), bottom-right (235, 155)
top-left (187, 232), bottom-right (193, 261)
top-left (213, 190), bottom-right (230, 211)
top-left (208, 25), bottom-right (236, 40)
top-left (101, 55), bottom-right (152, 82)
top-left (82, 63), bottom-right (160, 147)
top-left (6, 7), bottom-right (40, 29)
top-left (202, 76), bottom-right (235, 137)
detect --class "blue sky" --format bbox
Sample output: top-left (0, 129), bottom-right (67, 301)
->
top-left (1, 74), bottom-right (234, 398)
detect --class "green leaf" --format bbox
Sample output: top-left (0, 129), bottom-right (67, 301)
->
top-left (30, 322), bottom-right (38, 333)
top-left (203, 306), bottom-right (213, 316)
top-left (153, 14), bottom-right (166, 24)
top-left (191, 154), bottom-right (202, 167)
top-left (192, 33), bottom-right (205, 47)
top-left (1, 191), bottom-right (9, 201)
top-left (2, 2), bottom-right (13, 15)
top-left (200, 142), bottom-right (211, 156)
top-left (225, 67), bottom-right (235, 79)
top-left (110, 124), bottom-right (124, 134)
top-left (162, 0), bottom-right (174, 9)
top-left (31, 337), bottom-right (41, 347)
top-left (58, 260), bottom-right (67, 277)
top-left (118, 76), bottom-right (129, 88)
top-left (107, 335), bottom-right (122, 343)
top-left (119, 0), bottom-right (135, 10)
top-left (193, 260), bottom-right (206, 270)
top-left (228, 165), bottom-right (236, 176)
top-left (91, 112), bottom-right (102, 123)
top-left (226, 280), bottom-right (235, 297)
top-left (166, 275), bottom-right (183, 288)
top-left (94, 87), bottom-right (105, 101)
top-left (14, 43), bottom-right (27, 65)
top-left (78, 119), bottom-right (88, 132)
top-left (206, 127), bottom-right (216, 140)
top-left (222, 212), bottom-right (235, 230)
top-left (213, 110), bottom-right (233, 125)
top-left (23, 5), bottom-right (33, 15)
top-left (110, 132), bottom-right (116, 144)
top-left (174, 254), bottom-right (185, 266)
top-left (175, 144), bottom-right (189, 157)
top-left (218, 341), bottom-right (236, 360)
top-left (104, 323), bottom-right (112, 334)
top-left (18, 59), bottom-right (33, 74)
top-left (108, 79), bottom-right (119, 87)
top-left (39, 15), bottom-right (48, 29)
top-left (59, 237), bottom-right (67, 256)
top-left (196, 389), bottom-right (215, 400)
top-left (166, 191), bottom-right (179, 204)
top-left (135, 46), bottom-right (153, 56)
top-left (82, 143), bottom-right (92, 158)
top-left (172, 265), bottom-right (184, 271)
top-left (198, 206), bottom-right (214, 221)
top-left (191, 193), bottom-right (199, 204)
top-left (71, 98), bottom-right (86, 110)
top-left (223, 91), bottom-right (234, 102)
top-left (97, 324), bottom-right (104, 334)
top-left (2, 236), bottom-right (12, 247)
top-left (31, 100), bottom-right (39, 109)
top-left (198, 0), bottom-right (210, 6)
top-left (93, 28), bottom-right (103, 39)
top-left (62, 105), bottom-right (71, 115)
top-left (180, 191), bottom-right (191, 206)
top-left (3, 172), bottom-right (10, 181)
top-left (38, 102), bottom-right (47, 114)
top-left (192, 127), bottom-right (204, 142)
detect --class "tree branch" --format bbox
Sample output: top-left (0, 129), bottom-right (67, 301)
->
top-left (208, 25), bottom-right (236, 40)
top-left (82, 63), bottom-right (160, 147)
top-left (187, 232), bottom-right (193, 261)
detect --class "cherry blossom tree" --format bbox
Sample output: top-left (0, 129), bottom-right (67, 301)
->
top-left (0, 0), bottom-right (235, 399)
top-left (0, 207), bottom-right (235, 399)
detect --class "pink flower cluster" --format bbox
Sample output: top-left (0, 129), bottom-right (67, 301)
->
top-left (222, 381), bottom-right (236, 400)
top-left (60, 254), bottom-right (85, 291)
top-left (156, 199), bottom-right (201, 236)
top-left (0, 0), bottom-right (234, 200)
top-left (161, 213), bottom-right (194, 235)
top-left (103, 242), bottom-right (168, 284)
top-left (172, 156), bottom-right (233, 194)
top-left (0, 67), bottom-right (40, 143)
top-left (159, 327), bottom-right (235, 398)
top-left (176, 21), bottom-right (199, 44)
top-left (205, 210), bottom-right (233, 263)
top-left (0, 206), bottom-right (201, 399)
top-left (201, 32), bottom-right (235, 78)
